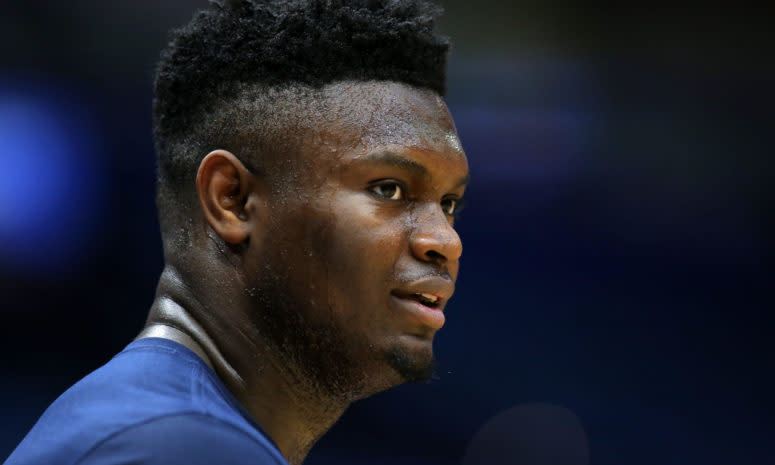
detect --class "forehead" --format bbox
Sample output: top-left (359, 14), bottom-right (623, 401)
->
top-left (316, 81), bottom-right (464, 158)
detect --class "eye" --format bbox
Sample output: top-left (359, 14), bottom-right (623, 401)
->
top-left (441, 197), bottom-right (464, 216)
top-left (369, 181), bottom-right (404, 200)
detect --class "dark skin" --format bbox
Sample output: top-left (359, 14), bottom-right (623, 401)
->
top-left (138, 81), bottom-right (469, 465)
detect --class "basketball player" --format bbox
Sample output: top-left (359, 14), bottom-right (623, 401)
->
top-left (5, 1), bottom-right (468, 464)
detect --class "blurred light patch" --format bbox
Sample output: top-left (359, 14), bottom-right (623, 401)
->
top-left (447, 54), bottom-right (602, 193)
top-left (0, 84), bottom-right (104, 276)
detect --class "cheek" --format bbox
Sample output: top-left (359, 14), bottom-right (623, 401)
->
top-left (319, 194), bottom-right (408, 299)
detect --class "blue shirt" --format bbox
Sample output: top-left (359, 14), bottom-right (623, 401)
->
top-left (5, 338), bottom-right (288, 465)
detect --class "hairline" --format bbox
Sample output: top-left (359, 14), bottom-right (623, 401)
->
top-left (155, 79), bottom-right (445, 247)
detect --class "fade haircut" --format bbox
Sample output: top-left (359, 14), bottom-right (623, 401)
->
top-left (152, 0), bottom-right (449, 243)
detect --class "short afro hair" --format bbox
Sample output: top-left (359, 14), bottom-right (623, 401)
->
top-left (152, 0), bottom-right (450, 246)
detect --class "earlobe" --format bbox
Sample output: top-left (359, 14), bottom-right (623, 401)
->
top-left (196, 150), bottom-right (253, 245)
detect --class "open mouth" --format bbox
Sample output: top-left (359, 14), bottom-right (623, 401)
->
top-left (405, 292), bottom-right (442, 309)
top-left (390, 290), bottom-right (447, 329)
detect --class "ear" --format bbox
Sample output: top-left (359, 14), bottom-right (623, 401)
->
top-left (196, 150), bottom-right (254, 245)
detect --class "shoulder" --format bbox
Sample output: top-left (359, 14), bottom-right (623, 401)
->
top-left (76, 413), bottom-right (287, 465)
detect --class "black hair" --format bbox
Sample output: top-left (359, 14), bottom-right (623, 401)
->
top-left (152, 0), bottom-right (449, 241)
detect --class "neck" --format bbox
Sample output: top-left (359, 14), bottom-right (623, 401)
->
top-left (141, 265), bottom-right (349, 465)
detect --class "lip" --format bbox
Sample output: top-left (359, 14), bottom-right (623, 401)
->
top-left (390, 294), bottom-right (446, 330)
top-left (392, 276), bottom-right (454, 303)
top-left (390, 276), bottom-right (454, 330)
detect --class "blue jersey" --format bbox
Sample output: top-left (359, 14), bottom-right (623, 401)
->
top-left (5, 338), bottom-right (288, 465)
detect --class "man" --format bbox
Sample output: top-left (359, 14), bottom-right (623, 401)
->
top-left (5, 1), bottom-right (468, 464)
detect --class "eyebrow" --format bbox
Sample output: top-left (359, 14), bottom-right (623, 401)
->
top-left (359, 150), bottom-right (429, 178)
top-left (357, 150), bottom-right (470, 188)
top-left (455, 173), bottom-right (471, 189)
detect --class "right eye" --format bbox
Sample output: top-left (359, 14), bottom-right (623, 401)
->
top-left (368, 181), bottom-right (404, 200)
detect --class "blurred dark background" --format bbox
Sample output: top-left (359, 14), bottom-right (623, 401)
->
top-left (1, 2), bottom-right (773, 464)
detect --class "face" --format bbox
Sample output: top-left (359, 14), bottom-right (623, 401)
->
top-left (243, 81), bottom-right (469, 399)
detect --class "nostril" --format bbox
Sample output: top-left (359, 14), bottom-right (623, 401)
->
top-left (425, 250), bottom-right (445, 261)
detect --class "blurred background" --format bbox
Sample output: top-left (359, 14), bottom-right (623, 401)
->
top-left (1, 2), bottom-right (772, 464)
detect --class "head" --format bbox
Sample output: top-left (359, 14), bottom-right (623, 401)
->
top-left (153, 0), bottom-right (468, 400)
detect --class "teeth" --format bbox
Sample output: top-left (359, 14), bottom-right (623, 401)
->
top-left (418, 293), bottom-right (439, 303)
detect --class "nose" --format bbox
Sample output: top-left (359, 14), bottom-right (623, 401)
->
top-left (409, 204), bottom-right (463, 264)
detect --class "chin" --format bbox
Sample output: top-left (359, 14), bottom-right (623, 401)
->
top-left (385, 343), bottom-right (437, 384)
